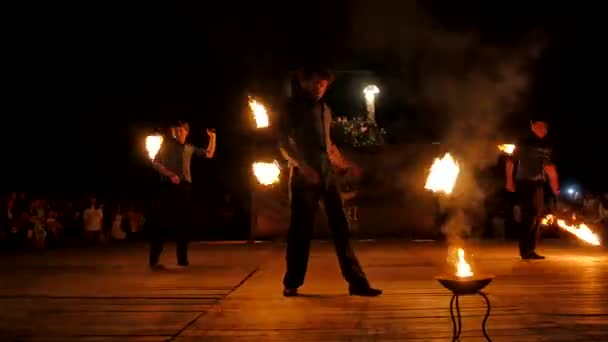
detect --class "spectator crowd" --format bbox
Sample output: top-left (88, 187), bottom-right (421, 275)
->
top-left (0, 192), bottom-right (146, 252)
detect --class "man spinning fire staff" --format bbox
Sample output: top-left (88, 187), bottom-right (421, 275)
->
top-left (277, 64), bottom-right (381, 297)
top-left (149, 121), bottom-right (216, 267)
top-left (505, 115), bottom-right (560, 260)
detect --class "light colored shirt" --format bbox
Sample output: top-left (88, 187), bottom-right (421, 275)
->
top-left (182, 145), bottom-right (196, 183)
top-left (155, 139), bottom-right (212, 183)
top-left (84, 207), bottom-right (103, 231)
top-left (111, 214), bottom-right (126, 240)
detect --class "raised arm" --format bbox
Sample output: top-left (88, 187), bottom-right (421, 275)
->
top-left (194, 130), bottom-right (217, 158)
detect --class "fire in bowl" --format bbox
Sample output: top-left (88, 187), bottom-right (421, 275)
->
top-left (436, 274), bottom-right (494, 295)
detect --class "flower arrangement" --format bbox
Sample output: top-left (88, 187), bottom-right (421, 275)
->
top-left (333, 116), bottom-right (387, 148)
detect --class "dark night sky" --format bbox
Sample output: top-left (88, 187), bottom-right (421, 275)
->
top-left (5, 1), bottom-right (605, 192)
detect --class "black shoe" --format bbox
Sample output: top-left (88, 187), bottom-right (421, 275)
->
top-left (283, 288), bottom-right (298, 297)
top-left (521, 252), bottom-right (545, 260)
top-left (349, 286), bottom-right (383, 297)
top-left (177, 261), bottom-right (189, 267)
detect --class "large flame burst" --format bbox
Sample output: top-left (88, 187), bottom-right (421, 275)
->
top-left (253, 161), bottom-right (280, 186)
top-left (425, 153), bottom-right (460, 195)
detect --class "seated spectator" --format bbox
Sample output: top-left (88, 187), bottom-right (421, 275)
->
top-left (111, 205), bottom-right (126, 241)
top-left (0, 197), bottom-right (17, 249)
top-left (29, 199), bottom-right (47, 249)
top-left (45, 209), bottom-right (63, 248)
top-left (126, 205), bottom-right (144, 240)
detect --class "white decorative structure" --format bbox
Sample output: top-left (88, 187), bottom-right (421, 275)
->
top-left (363, 85), bottom-right (380, 122)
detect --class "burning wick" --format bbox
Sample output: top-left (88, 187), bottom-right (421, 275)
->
top-left (425, 153), bottom-right (460, 195)
top-left (456, 248), bottom-right (473, 278)
top-left (252, 161), bottom-right (280, 185)
top-left (145, 135), bottom-right (163, 160)
top-left (541, 214), bottom-right (601, 246)
top-left (497, 144), bottom-right (516, 155)
top-left (248, 98), bottom-right (269, 129)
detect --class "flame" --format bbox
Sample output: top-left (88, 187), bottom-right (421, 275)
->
top-left (498, 144), bottom-right (516, 155)
top-left (145, 135), bottom-right (163, 160)
top-left (253, 161), bottom-right (280, 185)
top-left (424, 153), bottom-right (460, 195)
top-left (456, 248), bottom-right (473, 278)
top-left (248, 98), bottom-right (269, 128)
top-left (541, 214), bottom-right (553, 226)
top-left (541, 214), bottom-right (601, 246)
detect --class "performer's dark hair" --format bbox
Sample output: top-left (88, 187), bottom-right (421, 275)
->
top-left (296, 63), bottom-right (335, 84)
top-left (175, 120), bottom-right (190, 131)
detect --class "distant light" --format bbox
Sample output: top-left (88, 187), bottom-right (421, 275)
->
top-left (363, 84), bottom-right (380, 96)
top-left (363, 85), bottom-right (380, 121)
top-left (567, 188), bottom-right (575, 195)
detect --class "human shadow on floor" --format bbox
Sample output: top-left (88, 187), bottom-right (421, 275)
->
top-left (296, 293), bottom-right (349, 298)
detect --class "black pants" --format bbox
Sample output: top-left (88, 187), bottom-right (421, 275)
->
top-left (516, 180), bottom-right (544, 256)
top-left (149, 182), bottom-right (192, 265)
top-left (283, 173), bottom-right (368, 289)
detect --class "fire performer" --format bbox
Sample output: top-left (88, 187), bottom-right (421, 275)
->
top-left (505, 116), bottom-right (560, 260)
top-left (149, 121), bottom-right (216, 267)
top-left (277, 64), bottom-right (381, 297)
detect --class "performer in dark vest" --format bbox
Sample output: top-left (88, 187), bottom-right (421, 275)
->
top-left (277, 65), bottom-right (382, 297)
top-left (506, 116), bottom-right (560, 259)
top-left (150, 121), bottom-right (216, 267)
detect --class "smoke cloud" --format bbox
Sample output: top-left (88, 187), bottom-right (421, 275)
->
top-left (348, 0), bottom-right (546, 245)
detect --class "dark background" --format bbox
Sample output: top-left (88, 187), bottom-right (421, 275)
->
top-left (5, 1), bottom-right (605, 194)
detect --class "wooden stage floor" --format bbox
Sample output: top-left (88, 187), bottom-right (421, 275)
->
top-left (0, 240), bottom-right (606, 341)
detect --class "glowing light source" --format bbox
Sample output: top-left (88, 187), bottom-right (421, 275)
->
top-left (456, 248), bottom-right (473, 278)
top-left (252, 160), bottom-right (280, 185)
top-left (145, 135), bottom-right (163, 160)
top-left (248, 97), bottom-right (269, 128)
top-left (363, 85), bottom-right (380, 121)
top-left (425, 153), bottom-right (460, 195)
top-left (497, 144), bottom-right (516, 155)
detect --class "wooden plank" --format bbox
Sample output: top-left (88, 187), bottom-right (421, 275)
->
top-left (2, 241), bottom-right (608, 341)
top-left (0, 243), bottom-right (267, 341)
top-left (178, 241), bottom-right (608, 341)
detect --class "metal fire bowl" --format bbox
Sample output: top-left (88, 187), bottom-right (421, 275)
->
top-left (436, 274), bottom-right (494, 295)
